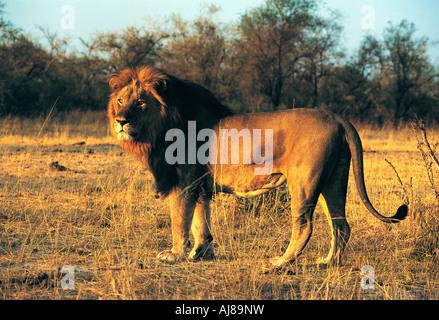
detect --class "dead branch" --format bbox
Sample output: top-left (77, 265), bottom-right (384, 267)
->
top-left (417, 118), bottom-right (439, 171)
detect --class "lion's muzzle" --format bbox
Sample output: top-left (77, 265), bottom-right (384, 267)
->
top-left (116, 119), bottom-right (130, 128)
top-left (114, 118), bottom-right (138, 141)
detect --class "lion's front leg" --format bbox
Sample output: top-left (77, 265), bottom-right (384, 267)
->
top-left (188, 199), bottom-right (214, 261)
top-left (157, 189), bottom-right (196, 263)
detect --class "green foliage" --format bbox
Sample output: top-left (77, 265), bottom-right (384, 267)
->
top-left (0, 0), bottom-right (438, 124)
top-left (160, 5), bottom-right (227, 96)
top-left (238, 0), bottom-right (319, 109)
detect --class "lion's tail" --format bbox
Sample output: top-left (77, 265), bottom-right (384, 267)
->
top-left (336, 115), bottom-right (408, 224)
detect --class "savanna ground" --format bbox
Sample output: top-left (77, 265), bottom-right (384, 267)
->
top-left (0, 111), bottom-right (438, 300)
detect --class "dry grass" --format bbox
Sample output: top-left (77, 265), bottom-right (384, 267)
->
top-left (0, 112), bottom-right (438, 300)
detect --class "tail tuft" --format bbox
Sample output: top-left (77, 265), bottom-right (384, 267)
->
top-left (389, 204), bottom-right (408, 223)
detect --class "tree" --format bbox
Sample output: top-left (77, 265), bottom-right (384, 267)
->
top-left (383, 20), bottom-right (438, 125)
top-left (161, 5), bottom-right (228, 97)
top-left (90, 22), bottom-right (168, 72)
top-left (301, 9), bottom-right (343, 108)
top-left (0, 12), bottom-right (61, 115)
top-left (343, 35), bottom-right (387, 122)
top-left (237, 0), bottom-right (318, 109)
top-left (320, 21), bottom-right (439, 125)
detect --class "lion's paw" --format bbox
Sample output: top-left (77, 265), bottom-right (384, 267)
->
top-left (316, 256), bottom-right (340, 267)
top-left (188, 245), bottom-right (215, 261)
top-left (157, 250), bottom-right (182, 264)
top-left (269, 256), bottom-right (286, 267)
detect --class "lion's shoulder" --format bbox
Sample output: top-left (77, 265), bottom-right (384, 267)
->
top-left (165, 75), bottom-right (234, 122)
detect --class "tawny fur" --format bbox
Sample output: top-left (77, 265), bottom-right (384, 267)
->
top-left (108, 65), bottom-right (407, 267)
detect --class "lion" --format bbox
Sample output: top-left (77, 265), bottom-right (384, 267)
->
top-left (107, 65), bottom-right (408, 268)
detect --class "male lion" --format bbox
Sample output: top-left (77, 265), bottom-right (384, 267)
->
top-left (107, 65), bottom-right (407, 267)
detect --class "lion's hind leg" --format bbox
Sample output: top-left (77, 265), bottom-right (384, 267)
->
top-left (317, 160), bottom-right (351, 266)
top-left (270, 183), bottom-right (320, 268)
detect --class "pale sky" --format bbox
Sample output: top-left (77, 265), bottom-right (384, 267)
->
top-left (4, 0), bottom-right (439, 62)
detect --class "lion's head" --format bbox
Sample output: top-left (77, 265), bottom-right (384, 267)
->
top-left (108, 66), bottom-right (171, 144)
top-left (107, 65), bottom-right (233, 196)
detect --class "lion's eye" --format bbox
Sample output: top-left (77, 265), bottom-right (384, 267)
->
top-left (117, 99), bottom-right (123, 106)
top-left (138, 100), bottom-right (146, 108)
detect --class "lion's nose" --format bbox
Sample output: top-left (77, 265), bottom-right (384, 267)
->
top-left (116, 119), bottom-right (130, 127)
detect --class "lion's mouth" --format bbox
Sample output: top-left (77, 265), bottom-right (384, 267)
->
top-left (117, 130), bottom-right (139, 141)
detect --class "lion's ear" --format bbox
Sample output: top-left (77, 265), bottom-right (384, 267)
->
top-left (156, 79), bottom-right (167, 96)
top-left (108, 68), bottom-right (133, 92)
top-left (150, 79), bottom-right (167, 106)
top-left (108, 75), bottom-right (121, 92)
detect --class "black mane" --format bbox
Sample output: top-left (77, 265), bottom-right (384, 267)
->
top-left (148, 73), bottom-right (233, 198)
